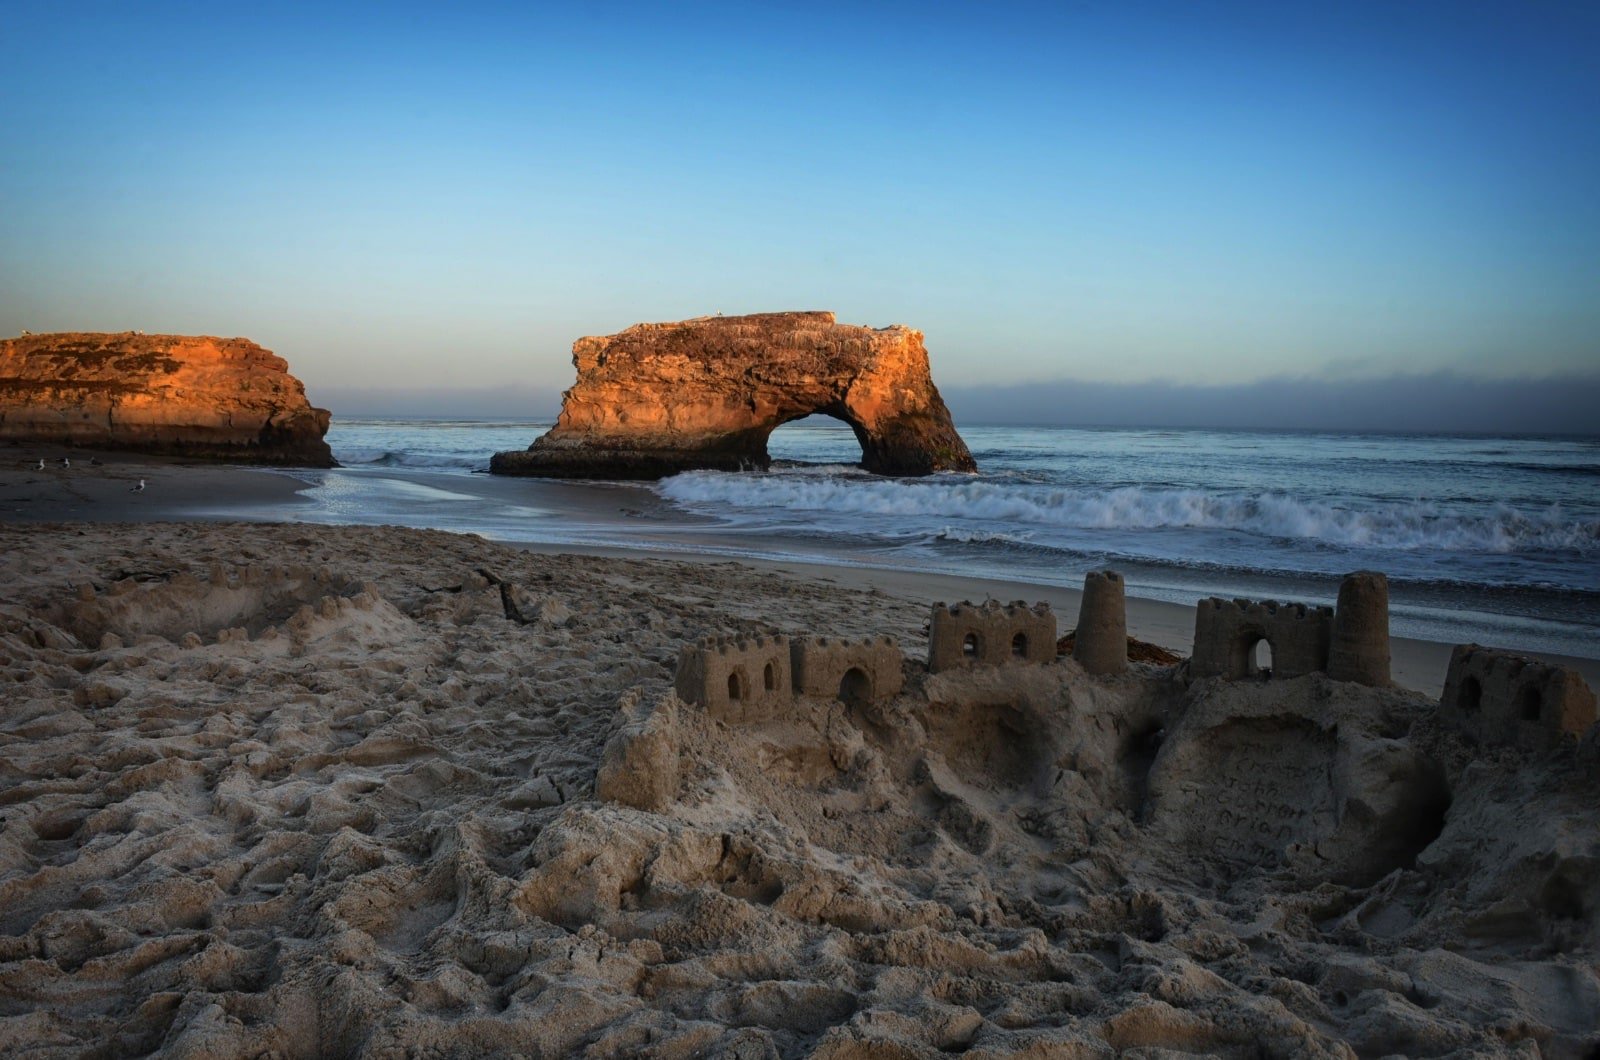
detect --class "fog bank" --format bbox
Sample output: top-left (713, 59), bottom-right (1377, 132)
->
top-left (315, 372), bottom-right (1599, 437)
top-left (943, 372), bottom-right (1600, 436)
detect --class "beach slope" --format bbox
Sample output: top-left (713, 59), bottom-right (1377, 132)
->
top-left (1, 521), bottom-right (1596, 1056)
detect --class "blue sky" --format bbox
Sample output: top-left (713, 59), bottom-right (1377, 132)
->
top-left (2, 1), bottom-right (1597, 423)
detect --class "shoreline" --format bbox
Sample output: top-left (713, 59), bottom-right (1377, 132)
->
top-left (3, 444), bottom-right (1597, 696)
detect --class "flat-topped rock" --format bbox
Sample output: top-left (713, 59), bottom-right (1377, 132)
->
top-left (491, 311), bottom-right (976, 478)
top-left (0, 332), bottom-right (333, 465)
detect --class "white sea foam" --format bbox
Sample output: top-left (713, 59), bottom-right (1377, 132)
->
top-left (657, 471), bottom-right (1599, 554)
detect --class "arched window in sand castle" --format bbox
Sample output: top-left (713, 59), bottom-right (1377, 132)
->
top-left (1253, 637), bottom-right (1274, 677)
top-left (1517, 685), bottom-right (1543, 722)
top-left (1011, 632), bottom-right (1028, 658)
top-left (764, 661), bottom-right (777, 691)
top-left (728, 670), bottom-right (746, 702)
top-left (962, 632), bottom-right (980, 659)
top-left (839, 667), bottom-right (872, 706)
top-left (1461, 676), bottom-right (1483, 713)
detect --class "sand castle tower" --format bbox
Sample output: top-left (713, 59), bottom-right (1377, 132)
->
top-left (1074, 570), bottom-right (1128, 675)
top-left (1327, 571), bottom-right (1390, 686)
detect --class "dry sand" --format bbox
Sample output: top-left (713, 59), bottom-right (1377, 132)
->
top-left (1, 515), bottom-right (1597, 1058)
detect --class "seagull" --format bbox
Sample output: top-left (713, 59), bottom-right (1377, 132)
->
top-left (130, 479), bottom-right (146, 493)
top-left (60, 457), bottom-right (70, 469)
top-left (35, 459), bottom-right (44, 471)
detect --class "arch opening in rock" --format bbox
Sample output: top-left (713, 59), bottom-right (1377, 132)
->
top-left (728, 670), bottom-right (746, 702)
top-left (764, 412), bottom-right (868, 467)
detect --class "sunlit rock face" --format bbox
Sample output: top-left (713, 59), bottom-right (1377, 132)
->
top-left (0, 332), bottom-right (333, 465)
top-left (491, 311), bottom-right (977, 479)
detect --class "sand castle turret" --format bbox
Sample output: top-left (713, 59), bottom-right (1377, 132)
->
top-left (1327, 571), bottom-right (1390, 686)
top-left (1073, 570), bottom-right (1127, 675)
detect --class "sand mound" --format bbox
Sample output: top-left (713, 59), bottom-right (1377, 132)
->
top-left (0, 522), bottom-right (1595, 1057)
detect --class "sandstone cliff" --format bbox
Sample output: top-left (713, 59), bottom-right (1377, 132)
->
top-left (0, 332), bottom-right (333, 466)
top-left (491, 312), bottom-right (976, 479)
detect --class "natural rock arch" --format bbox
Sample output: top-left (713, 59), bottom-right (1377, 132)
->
top-left (491, 312), bottom-right (976, 479)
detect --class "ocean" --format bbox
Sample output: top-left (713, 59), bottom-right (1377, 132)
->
top-left (240, 418), bottom-right (1600, 659)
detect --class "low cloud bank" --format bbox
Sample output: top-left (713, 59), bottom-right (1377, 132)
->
top-left (943, 373), bottom-right (1600, 435)
top-left (315, 372), bottom-right (1599, 436)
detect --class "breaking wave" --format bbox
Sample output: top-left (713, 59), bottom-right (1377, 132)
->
top-left (656, 471), bottom-right (1599, 554)
top-left (333, 448), bottom-right (485, 472)
top-left (934, 527), bottom-right (1037, 545)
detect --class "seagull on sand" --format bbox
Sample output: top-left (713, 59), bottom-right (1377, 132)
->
top-left (130, 479), bottom-right (146, 493)
top-left (59, 457), bottom-right (70, 469)
top-left (35, 459), bottom-right (44, 471)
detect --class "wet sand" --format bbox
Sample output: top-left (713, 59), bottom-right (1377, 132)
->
top-left (0, 444), bottom-right (310, 521)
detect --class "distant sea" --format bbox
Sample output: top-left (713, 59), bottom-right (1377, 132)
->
top-left (237, 418), bottom-right (1600, 659)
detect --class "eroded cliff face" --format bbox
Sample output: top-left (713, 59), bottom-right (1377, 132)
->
top-left (491, 312), bottom-right (976, 478)
top-left (0, 332), bottom-right (333, 466)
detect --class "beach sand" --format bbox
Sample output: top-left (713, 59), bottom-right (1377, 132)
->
top-left (2, 455), bottom-right (1598, 1056)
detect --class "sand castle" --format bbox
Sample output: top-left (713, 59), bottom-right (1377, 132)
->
top-left (1439, 644), bottom-right (1598, 750)
top-left (791, 634), bottom-right (905, 702)
top-left (927, 600), bottom-right (1056, 672)
top-left (673, 633), bottom-right (794, 722)
top-left (674, 570), bottom-right (1595, 761)
top-left (1191, 597), bottom-right (1336, 680)
top-left (1189, 572), bottom-right (1390, 685)
top-left (675, 632), bottom-right (903, 716)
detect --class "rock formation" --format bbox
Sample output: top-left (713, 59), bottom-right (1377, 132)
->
top-left (491, 311), bottom-right (976, 478)
top-left (0, 332), bottom-right (333, 465)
